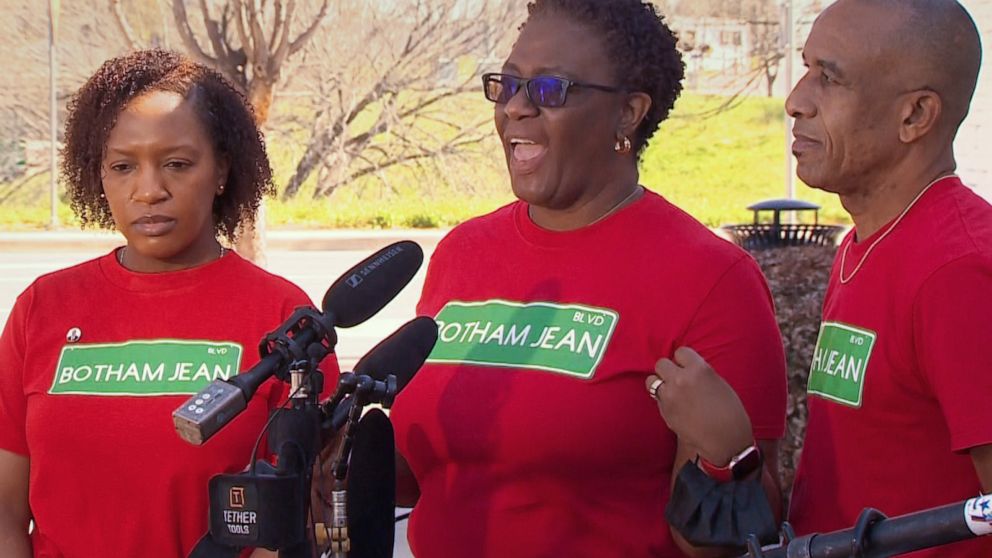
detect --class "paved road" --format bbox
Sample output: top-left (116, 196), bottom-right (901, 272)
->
top-left (0, 245), bottom-right (423, 557)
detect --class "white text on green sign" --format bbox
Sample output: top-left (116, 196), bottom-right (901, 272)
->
top-left (429, 300), bottom-right (619, 379)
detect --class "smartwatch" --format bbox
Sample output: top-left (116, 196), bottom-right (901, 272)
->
top-left (697, 443), bottom-right (763, 482)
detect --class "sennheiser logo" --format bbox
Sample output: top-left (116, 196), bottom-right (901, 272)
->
top-left (355, 245), bottom-right (403, 278)
top-left (229, 486), bottom-right (246, 508)
top-left (346, 274), bottom-right (363, 287)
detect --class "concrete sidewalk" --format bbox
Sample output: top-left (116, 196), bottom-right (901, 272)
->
top-left (0, 228), bottom-right (450, 252)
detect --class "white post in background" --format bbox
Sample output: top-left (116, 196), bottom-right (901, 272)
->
top-left (48, 0), bottom-right (60, 228)
top-left (783, 0), bottom-right (795, 201)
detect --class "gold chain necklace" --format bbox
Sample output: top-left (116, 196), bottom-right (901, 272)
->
top-left (527, 185), bottom-right (644, 227)
top-left (839, 174), bottom-right (955, 284)
top-left (588, 185), bottom-right (643, 226)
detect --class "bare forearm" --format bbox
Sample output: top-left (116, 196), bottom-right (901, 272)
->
top-left (758, 439), bottom-right (783, 522)
top-left (0, 520), bottom-right (31, 558)
top-left (0, 450), bottom-right (31, 558)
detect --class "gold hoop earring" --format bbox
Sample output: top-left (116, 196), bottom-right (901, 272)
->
top-left (614, 136), bottom-right (632, 154)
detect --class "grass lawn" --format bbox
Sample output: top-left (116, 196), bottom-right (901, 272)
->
top-left (643, 95), bottom-right (847, 226)
top-left (0, 93), bottom-right (848, 231)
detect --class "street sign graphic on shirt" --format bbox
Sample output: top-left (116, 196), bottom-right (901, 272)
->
top-left (808, 322), bottom-right (876, 407)
top-left (428, 299), bottom-right (619, 379)
top-left (50, 339), bottom-right (243, 396)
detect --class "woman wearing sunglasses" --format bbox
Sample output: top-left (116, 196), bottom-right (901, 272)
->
top-left (390, 1), bottom-right (787, 556)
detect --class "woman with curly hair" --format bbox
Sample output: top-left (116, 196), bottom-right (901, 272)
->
top-left (389, 1), bottom-right (787, 556)
top-left (0, 49), bottom-right (336, 557)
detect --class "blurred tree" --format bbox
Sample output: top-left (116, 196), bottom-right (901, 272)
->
top-left (0, 1), bottom-right (135, 201)
top-left (112, 0), bottom-right (329, 262)
top-left (111, 0), bottom-right (327, 124)
top-left (278, 1), bottom-right (521, 200)
top-left (672, 0), bottom-right (786, 97)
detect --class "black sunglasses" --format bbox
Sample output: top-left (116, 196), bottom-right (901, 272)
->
top-left (482, 73), bottom-right (623, 108)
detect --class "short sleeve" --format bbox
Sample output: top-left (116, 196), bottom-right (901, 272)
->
top-left (0, 289), bottom-right (32, 455)
top-left (416, 234), bottom-right (455, 317)
top-left (914, 253), bottom-right (992, 452)
top-left (681, 255), bottom-right (788, 440)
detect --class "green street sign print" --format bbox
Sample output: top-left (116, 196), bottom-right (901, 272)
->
top-left (808, 322), bottom-right (877, 407)
top-left (51, 340), bottom-right (243, 396)
top-left (428, 300), bottom-right (619, 379)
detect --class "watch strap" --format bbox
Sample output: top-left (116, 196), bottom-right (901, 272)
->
top-left (697, 443), bottom-right (762, 483)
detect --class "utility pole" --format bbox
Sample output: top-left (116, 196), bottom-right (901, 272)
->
top-left (48, 0), bottom-right (60, 228)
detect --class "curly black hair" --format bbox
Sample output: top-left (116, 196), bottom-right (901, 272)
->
top-left (525, 0), bottom-right (685, 155)
top-left (61, 49), bottom-right (273, 242)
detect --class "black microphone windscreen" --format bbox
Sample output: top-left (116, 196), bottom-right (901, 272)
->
top-left (187, 533), bottom-right (241, 558)
top-left (353, 316), bottom-right (438, 393)
top-left (346, 409), bottom-right (395, 558)
top-left (322, 241), bottom-right (424, 328)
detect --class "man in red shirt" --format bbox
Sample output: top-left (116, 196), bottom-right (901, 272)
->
top-left (785, 1), bottom-right (992, 555)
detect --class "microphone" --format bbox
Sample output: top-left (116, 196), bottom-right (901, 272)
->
top-left (202, 317), bottom-right (437, 553)
top-left (173, 241), bottom-right (424, 445)
top-left (318, 317), bottom-right (436, 558)
top-left (324, 316), bottom-right (439, 433)
top-left (346, 409), bottom-right (396, 558)
top-left (315, 409), bottom-right (395, 558)
top-left (355, 315), bottom-right (439, 391)
top-left (323, 241), bottom-right (425, 328)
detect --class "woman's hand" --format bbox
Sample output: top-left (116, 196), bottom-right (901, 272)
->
top-left (646, 346), bottom-right (753, 466)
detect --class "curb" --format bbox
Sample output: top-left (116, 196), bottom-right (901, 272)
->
top-left (0, 229), bottom-right (451, 252)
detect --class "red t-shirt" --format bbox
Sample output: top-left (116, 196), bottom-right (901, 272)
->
top-left (789, 177), bottom-right (992, 556)
top-left (0, 250), bottom-right (340, 557)
top-left (391, 191), bottom-right (787, 558)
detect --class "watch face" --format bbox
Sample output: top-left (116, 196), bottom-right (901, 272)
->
top-left (731, 446), bottom-right (763, 481)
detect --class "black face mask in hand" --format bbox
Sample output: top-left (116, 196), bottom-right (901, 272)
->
top-left (665, 461), bottom-right (779, 548)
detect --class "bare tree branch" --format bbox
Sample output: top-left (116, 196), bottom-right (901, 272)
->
top-left (269, 0), bottom-right (296, 71)
top-left (288, 0), bottom-right (328, 55)
top-left (280, 0), bottom-right (523, 200)
top-left (0, 168), bottom-right (47, 205)
top-left (109, 0), bottom-right (142, 49)
top-left (268, 0), bottom-right (286, 51)
top-left (171, 0), bottom-right (217, 67)
top-left (244, 0), bottom-right (270, 71)
top-left (197, 0), bottom-right (234, 67)
top-left (231, 0), bottom-right (252, 67)
top-left (314, 135), bottom-right (491, 199)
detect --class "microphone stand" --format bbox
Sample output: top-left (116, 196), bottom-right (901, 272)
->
top-left (190, 352), bottom-right (327, 558)
top-left (314, 372), bottom-right (398, 557)
top-left (189, 314), bottom-right (434, 558)
top-left (265, 354), bottom-right (325, 558)
top-left (739, 494), bottom-right (992, 558)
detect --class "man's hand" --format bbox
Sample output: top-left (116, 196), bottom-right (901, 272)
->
top-left (645, 346), bottom-right (754, 465)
